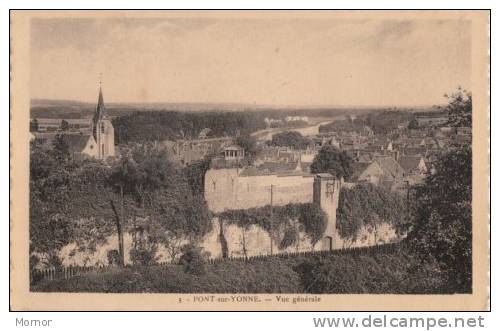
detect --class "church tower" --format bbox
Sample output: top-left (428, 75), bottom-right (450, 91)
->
top-left (92, 83), bottom-right (115, 160)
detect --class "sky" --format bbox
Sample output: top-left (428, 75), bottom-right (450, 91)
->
top-left (30, 17), bottom-right (471, 107)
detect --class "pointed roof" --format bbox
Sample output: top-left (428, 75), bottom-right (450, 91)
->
top-left (95, 86), bottom-right (107, 120)
top-left (66, 134), bottom-right (94, 154)
top-left (373, 156), bottom-right (405, 180)
top-left (398, 156), bottom-right (424, 173)
top-left (92, 85), bottom-right (107, 140)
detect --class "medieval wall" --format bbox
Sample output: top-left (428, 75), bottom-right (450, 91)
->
top-left (54, 169), bottom-right (400, 267)
top-left (205, 168), bottom-right (315, 213)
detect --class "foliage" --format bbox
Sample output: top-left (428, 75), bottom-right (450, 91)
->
top-left (218, 203), bottom-right (327, 247)
top-left (52, 133), bottom-right (70, 162)
top-left (444, 87), bottom-right (472, 128)
top-left (32, 243), bottom-right (446, 294)
top-left (112, 111), bottom-right (266, 144)
top-left (408, 118), bottom-right (419, 130)
top-left (319, 117), bottom-right (367, 134)
top-left (30, 141), bottom-right (116, 268)
top-left (178, 244), bottom-right (208, 275)
top-left (336, 184), bottom-right (408, 241)
top-left (183, 156), bottom-right (212, 198)
top-left (235, 134), bottom-right (261, 163)
top-left (129, 245), bottom-right (159, 266)
top-left (270, 131), bottom-right (311, 149)
top-left (30, 118), bottom-right (39, 132)
top-left (60, 119), bottom-right (70, 131)
top-left (294, 246), bottom-right (444, 294)
top-left (29, 141), bottom-right (212, 269)
top-left (279, 226), bottom-right (299, 250)
top-left (318, 111), bottom-right (414, 135)
top-left (109, 145), bottom-right (213, 264)
top-left (310, 145), bottom-right (354, 180)
top-left (408, 145), bottom-right (472, 293)
top-left (365, 110), bottom-right (415, 134)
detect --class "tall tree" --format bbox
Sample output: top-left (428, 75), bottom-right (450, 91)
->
top-left (30, 118), bottom-right (39, 132)
top-left (60, 119), bottom-right (70, 131)
top-left (270, 131), bottom-right (311, 150)
top-left (408, 145), bottom-right (472, 293)
top-left (52, 133), bottom-right (70, 163)
top-left (235, 134), bottom-right (261, 163)
top-left (310, 145), bottom-right (354, 180)
top-left (444, 87), bottom-right (472, 128)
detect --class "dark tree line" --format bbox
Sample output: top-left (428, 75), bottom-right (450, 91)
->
top-left (269, 131), bottom-right (312, 150)
top-left (112, 111), bottom-right (267, 144)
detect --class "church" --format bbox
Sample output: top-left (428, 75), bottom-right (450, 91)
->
top-left (63, 85), bottom-right (115, 160)
top-left (91, 85), bottom-right (115, 160)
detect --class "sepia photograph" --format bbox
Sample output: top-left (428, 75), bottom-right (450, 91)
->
top-left (9, 10), bottom-right (490, 311)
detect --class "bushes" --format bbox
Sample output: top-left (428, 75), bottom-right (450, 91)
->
top-left (294, 250), bottom-right (444, 294)
top-left (217, 203), bottom-right (328, 248)
top-left (32, 243), bottom-right (445, 294)
top-left (269, 131), bottom-right (312, 149)
top-left (336, 184), bottom-right (408, 240)
top-left (178, 244), bottom-right (207, 276)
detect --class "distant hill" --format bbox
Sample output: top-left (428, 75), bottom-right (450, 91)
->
top-left (30, 98), bottom-right (441, 120)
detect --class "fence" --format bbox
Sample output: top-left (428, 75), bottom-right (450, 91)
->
top-left (31, 242), bottom-right (405, 284)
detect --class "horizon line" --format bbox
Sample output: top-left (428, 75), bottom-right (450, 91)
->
top-left (30, 98), bottom-right (444, 110)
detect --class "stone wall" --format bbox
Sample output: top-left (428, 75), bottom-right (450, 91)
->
top-left (54, 168), bottom-right (400, 266)
top-left (204, 168), bottom-right (315, 213)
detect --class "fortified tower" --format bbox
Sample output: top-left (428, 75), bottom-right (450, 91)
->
top-left (313, 173), bottom-right (341, 250)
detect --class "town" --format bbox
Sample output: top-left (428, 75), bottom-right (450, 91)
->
top-left (28, 82), bottom-right (473, 295)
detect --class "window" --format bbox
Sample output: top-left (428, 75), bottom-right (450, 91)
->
top-left (101, 123), bottom-right (105, 133)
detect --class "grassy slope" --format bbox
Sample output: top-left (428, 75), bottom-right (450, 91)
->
top-left (32, 246), bottom-right (444, 294)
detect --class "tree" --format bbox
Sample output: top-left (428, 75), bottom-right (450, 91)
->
top-left (336, 184), bottom-right (408, 243)
top-left (184, 156), bottom-right (212, 198)
top-left (444, 87), bottom-right (472, 128)
top-left (310, 145), bottom-right (354, 180)
top-left (30, 118), bottom-right (39, 132)
top-left (60, 119), bottom-right (70, 131)
top-left (30, 144), bottom-right (116, 269)
top-left (109, 144), bottom-right (212, 264)
top-left (178, 244), bottom-right (208, 275)
top-left (408, 118), bottom-right (419, 130)
top-left (52, 133), bottom-right (70, 163)
top-left (29, 141), bottom-right (213, 271)
top-left (408, 145), bottom-right (472, 293)
top-left (236, 134), bottom-right (261, 163)
top-left (270, 131), bottom-right (311, 149)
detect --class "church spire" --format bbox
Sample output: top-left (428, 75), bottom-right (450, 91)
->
top-left (93, 75), bottom-right (107, 140)
top-left (95, 74), bottom-right (106, 120)
top-left (97, 85), bottom-right (105, 112)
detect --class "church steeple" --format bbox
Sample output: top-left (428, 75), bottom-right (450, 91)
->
top-left (91, 76), bottom-right (116, 160)
top-left (93, 77), bottom-right (107, 140)
top-left (95, 77), bottom-right (107, 121)
top-left (97, 85), bottom-right (105, 114)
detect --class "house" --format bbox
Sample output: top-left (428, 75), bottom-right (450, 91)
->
top-left (398, 156), bottom-right (427, 175)
top-left (224, 145), bottom-right (245, 162)
top-left (358, 156), bottom-right (405, 185)
top-left (66, 133), bottom-right (99, 159)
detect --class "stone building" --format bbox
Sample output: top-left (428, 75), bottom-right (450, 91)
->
top-left (91, 85), bottom-right (115, 160)
top-left (204, 167), bottom-right (341, 254)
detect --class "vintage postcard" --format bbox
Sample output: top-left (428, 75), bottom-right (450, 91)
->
top-left (10, 10), bottom-right (490, 311)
